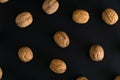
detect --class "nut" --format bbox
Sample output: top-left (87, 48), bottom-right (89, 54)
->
top-left (18, 46), bottom-right (33, 62)
top-left (89, 44), bottom-right (104, 61)
top-left (42, 0), bottom-right (59, 15)
top-left (0, 67), bottom-right (3, 79)
top-left (115, 75), bottom-right (120, 80)
top-left (72, 9), bottom-right (89, 24)
top-left (0, 0), bottom-right (8, 3)
top-left (49, 59), bottom-right (67, 74)
top-left (54, 31), bottom-right (70, 48)
top-left (76, 76), bottom-right (88, 80)
top-left (102, 8), bottom-right (118, 25)
top-left (15, 11), bottom-right (33, 28)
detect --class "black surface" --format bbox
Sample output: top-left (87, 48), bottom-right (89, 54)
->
top-left (0, 0), bottom-right (120, 80)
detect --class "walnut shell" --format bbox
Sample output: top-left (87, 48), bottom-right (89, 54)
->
top-left (115, 75), bottom-right (120, 80)
top-left (54, 31), bottom-right (70, 48)
top-left (0, 0), bottom-right (8, 3)
top-left (76, 76), bottom-right (88, 80)
top-left (42, 0), bottom-right (59, 15)
top-left (18, 46), bottom-right (33, 62)
top-left (102, 8), bottom-right (118, 25)
top-left (15, 12), bottom-right (33, 28)
top-left (0, 67), bottom-right (3, 79)
top-left (72, 9), bottom-right (89, 24)
top-left (89, 45), bottom-right (104, 61)
top-left (50, 59), bottom-right (67, 74)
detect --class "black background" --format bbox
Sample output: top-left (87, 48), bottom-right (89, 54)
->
top-left (0, 0), bottom-right (120, 80)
